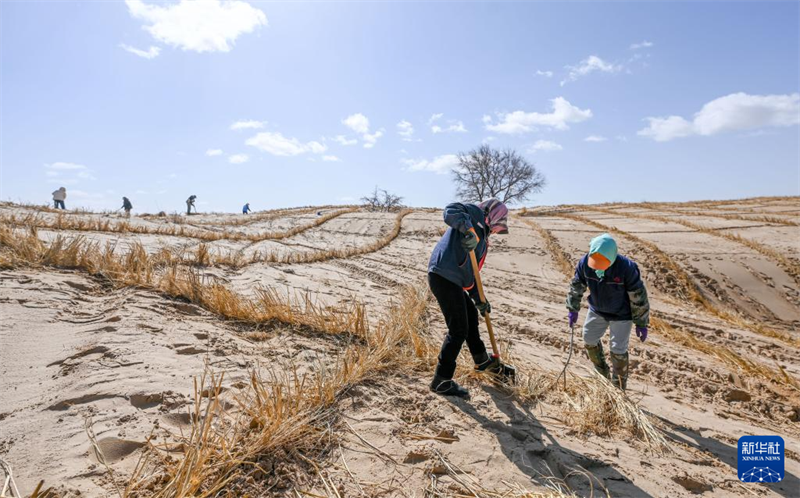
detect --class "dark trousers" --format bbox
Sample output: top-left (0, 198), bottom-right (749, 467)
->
top-left (54, 200), bottom-right (65, 209)
top-left (429, 272), bottom-right (488, 379)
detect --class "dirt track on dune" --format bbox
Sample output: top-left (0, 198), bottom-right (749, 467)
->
top-left (1, 198), bottom-right (799, 498)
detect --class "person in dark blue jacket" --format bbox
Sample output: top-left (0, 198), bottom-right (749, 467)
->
top-left (242, 203), bottom-right (251, 214)
top-left (566, 233), bottom-right (650, 390)
top-left (428, 198), bottom-right (510, 398)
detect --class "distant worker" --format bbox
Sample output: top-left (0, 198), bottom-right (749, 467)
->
top-left (186, 195), bottom-right (197, 215)
top-left (566, 233), bottom-right (650, 390)
top-left (52, 187), bottom-right (67, 209)
top-left (242, 202), bottom-right (251, 214)
top-left (121, 197), bottom-right (133, 217)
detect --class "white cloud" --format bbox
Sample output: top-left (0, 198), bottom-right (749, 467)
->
top-left (246, 132), bottom-right (328, 156)
top-left (119, 43), bottom-right (160, 59)
top-left (397, 120), bottom-right (415, 141)
top-left (428, 113), bottom-right (444, 125)
top-left (584, 135), bottom-right (608, 142)
top-left (429, 113), bottom-right (467, 134)
top-left (481, 115), bottom-right (493, 125)
top-left (630, 40), bottom-right (654, 50)
top-left (342, 113), bottom-right (370, 134)
top-left (230, 120), bottom-right (265, 130)
top-left (306, 141), bottom-right (328, 154)
top-left (403, 154), bottom-right (459, 175)
top-left (561, 55), bottom-right (622, 86)
top-left (332, 135), bottom-right (357, 146)
top-left (228, 153), bottom-right (249, 164)
top-left (536, 70), bottom-right (553, 78)
top-left (362, 130), bottom-right (384, 149)
top-left (206, 148), bottom-right (223, 156)
top-left (638, 92), bottom-right (800, 142)
top-left (342, 113), bottom-right (383, 148)
top-left (125, 0), bottom-right (267, 53)
top-left (322, 155), bottom-right (341, 162)
top-left (432, 121), bottom-right (467, 134)
top-left (528, 140), bottom-right (562, 152)
top-left (484, 97), bottom-right (592, 134)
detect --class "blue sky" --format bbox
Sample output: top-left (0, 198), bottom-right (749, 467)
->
top-left (1, 0), bottom-right (798, 212)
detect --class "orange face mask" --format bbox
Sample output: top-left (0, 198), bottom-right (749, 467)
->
top-left (588, 252), bottom-right (611, 271)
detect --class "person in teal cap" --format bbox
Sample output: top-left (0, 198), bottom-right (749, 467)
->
top-left (565, 233), bottom-right (650, 390)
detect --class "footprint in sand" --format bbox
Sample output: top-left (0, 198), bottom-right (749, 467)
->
top-left (161, 412), bottom-right (194, 428)
top-left (89, 437), bottom-right (145, 463)
top-left (129, 392), bottom-right (163, 409)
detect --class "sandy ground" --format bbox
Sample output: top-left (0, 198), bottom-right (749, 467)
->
top-left (1, 198), bottom-right (799, 497)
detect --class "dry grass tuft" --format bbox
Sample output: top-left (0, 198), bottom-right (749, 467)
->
top-left (125, 279), bottom-right (433, 497)
top-left (0, 224), bottom-right (368, 337)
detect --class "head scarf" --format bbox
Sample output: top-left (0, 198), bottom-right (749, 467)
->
top-left (477, 198), bottom-right (509, 234)
top-left (588, 233), bottom-right (618, 278)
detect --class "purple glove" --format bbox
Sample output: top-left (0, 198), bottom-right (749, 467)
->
top-left (636, 326), bottom-right (648, 342)
top-left (568, 311), bottom-right (578, 328)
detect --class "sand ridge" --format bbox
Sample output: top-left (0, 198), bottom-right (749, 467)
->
top-left (0, 197), bottom-right (798, 497)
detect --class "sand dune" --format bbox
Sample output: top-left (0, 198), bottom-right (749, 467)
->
top-left (0, 198), bottom-right (798, 497)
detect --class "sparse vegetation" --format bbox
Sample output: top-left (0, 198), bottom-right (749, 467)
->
top-left (453, 145), bottom-right (546, 204)
top-left (361, 186), bottom-right (405, 212)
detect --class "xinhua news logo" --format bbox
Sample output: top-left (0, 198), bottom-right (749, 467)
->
top-left (737, 436), bottom-right (784, 483)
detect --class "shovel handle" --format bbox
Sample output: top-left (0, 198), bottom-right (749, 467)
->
top-left (469, 250), bottom-right (500, 358)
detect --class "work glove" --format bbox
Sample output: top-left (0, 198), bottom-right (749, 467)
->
top-left (461, 228), bottom-right (479, 252)
top-left (568, 311), bottom-right (578, 328)
top-left (636, 326), bottom-right (648, 342)
top-left (476, 300), bottom-right (491, 316)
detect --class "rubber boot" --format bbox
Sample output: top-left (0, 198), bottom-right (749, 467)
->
top-left (430, 375), bottom-right (469, 398)
top-left (610, 352), bottom-right (629, 390)
top-left (585, 344), bottom-right (610, 379)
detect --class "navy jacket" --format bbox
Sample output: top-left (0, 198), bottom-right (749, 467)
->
top-left (428, 203), bottom-right (489, 291)
top-left (566, 254), bottom-right (648, 323)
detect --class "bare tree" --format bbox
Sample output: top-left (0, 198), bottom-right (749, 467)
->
top-left (361, 186), bottom-right (404, 212)
top-left (452, 145), bottom-right (546, 204)
top-left (361, 186), bottom-right (381, 211)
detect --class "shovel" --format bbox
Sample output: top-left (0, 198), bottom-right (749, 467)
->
top-left (468, 250), bottom-right (516, 384)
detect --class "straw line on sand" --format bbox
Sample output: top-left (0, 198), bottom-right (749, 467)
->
top-left (0, 207), bottom-right (359, 244)
top-left (517, 215), bottom-right (799, 391)
top-left (546, 210), bottom-right (799, 349)
top-left (590, 205), bottom-right (800, 286)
